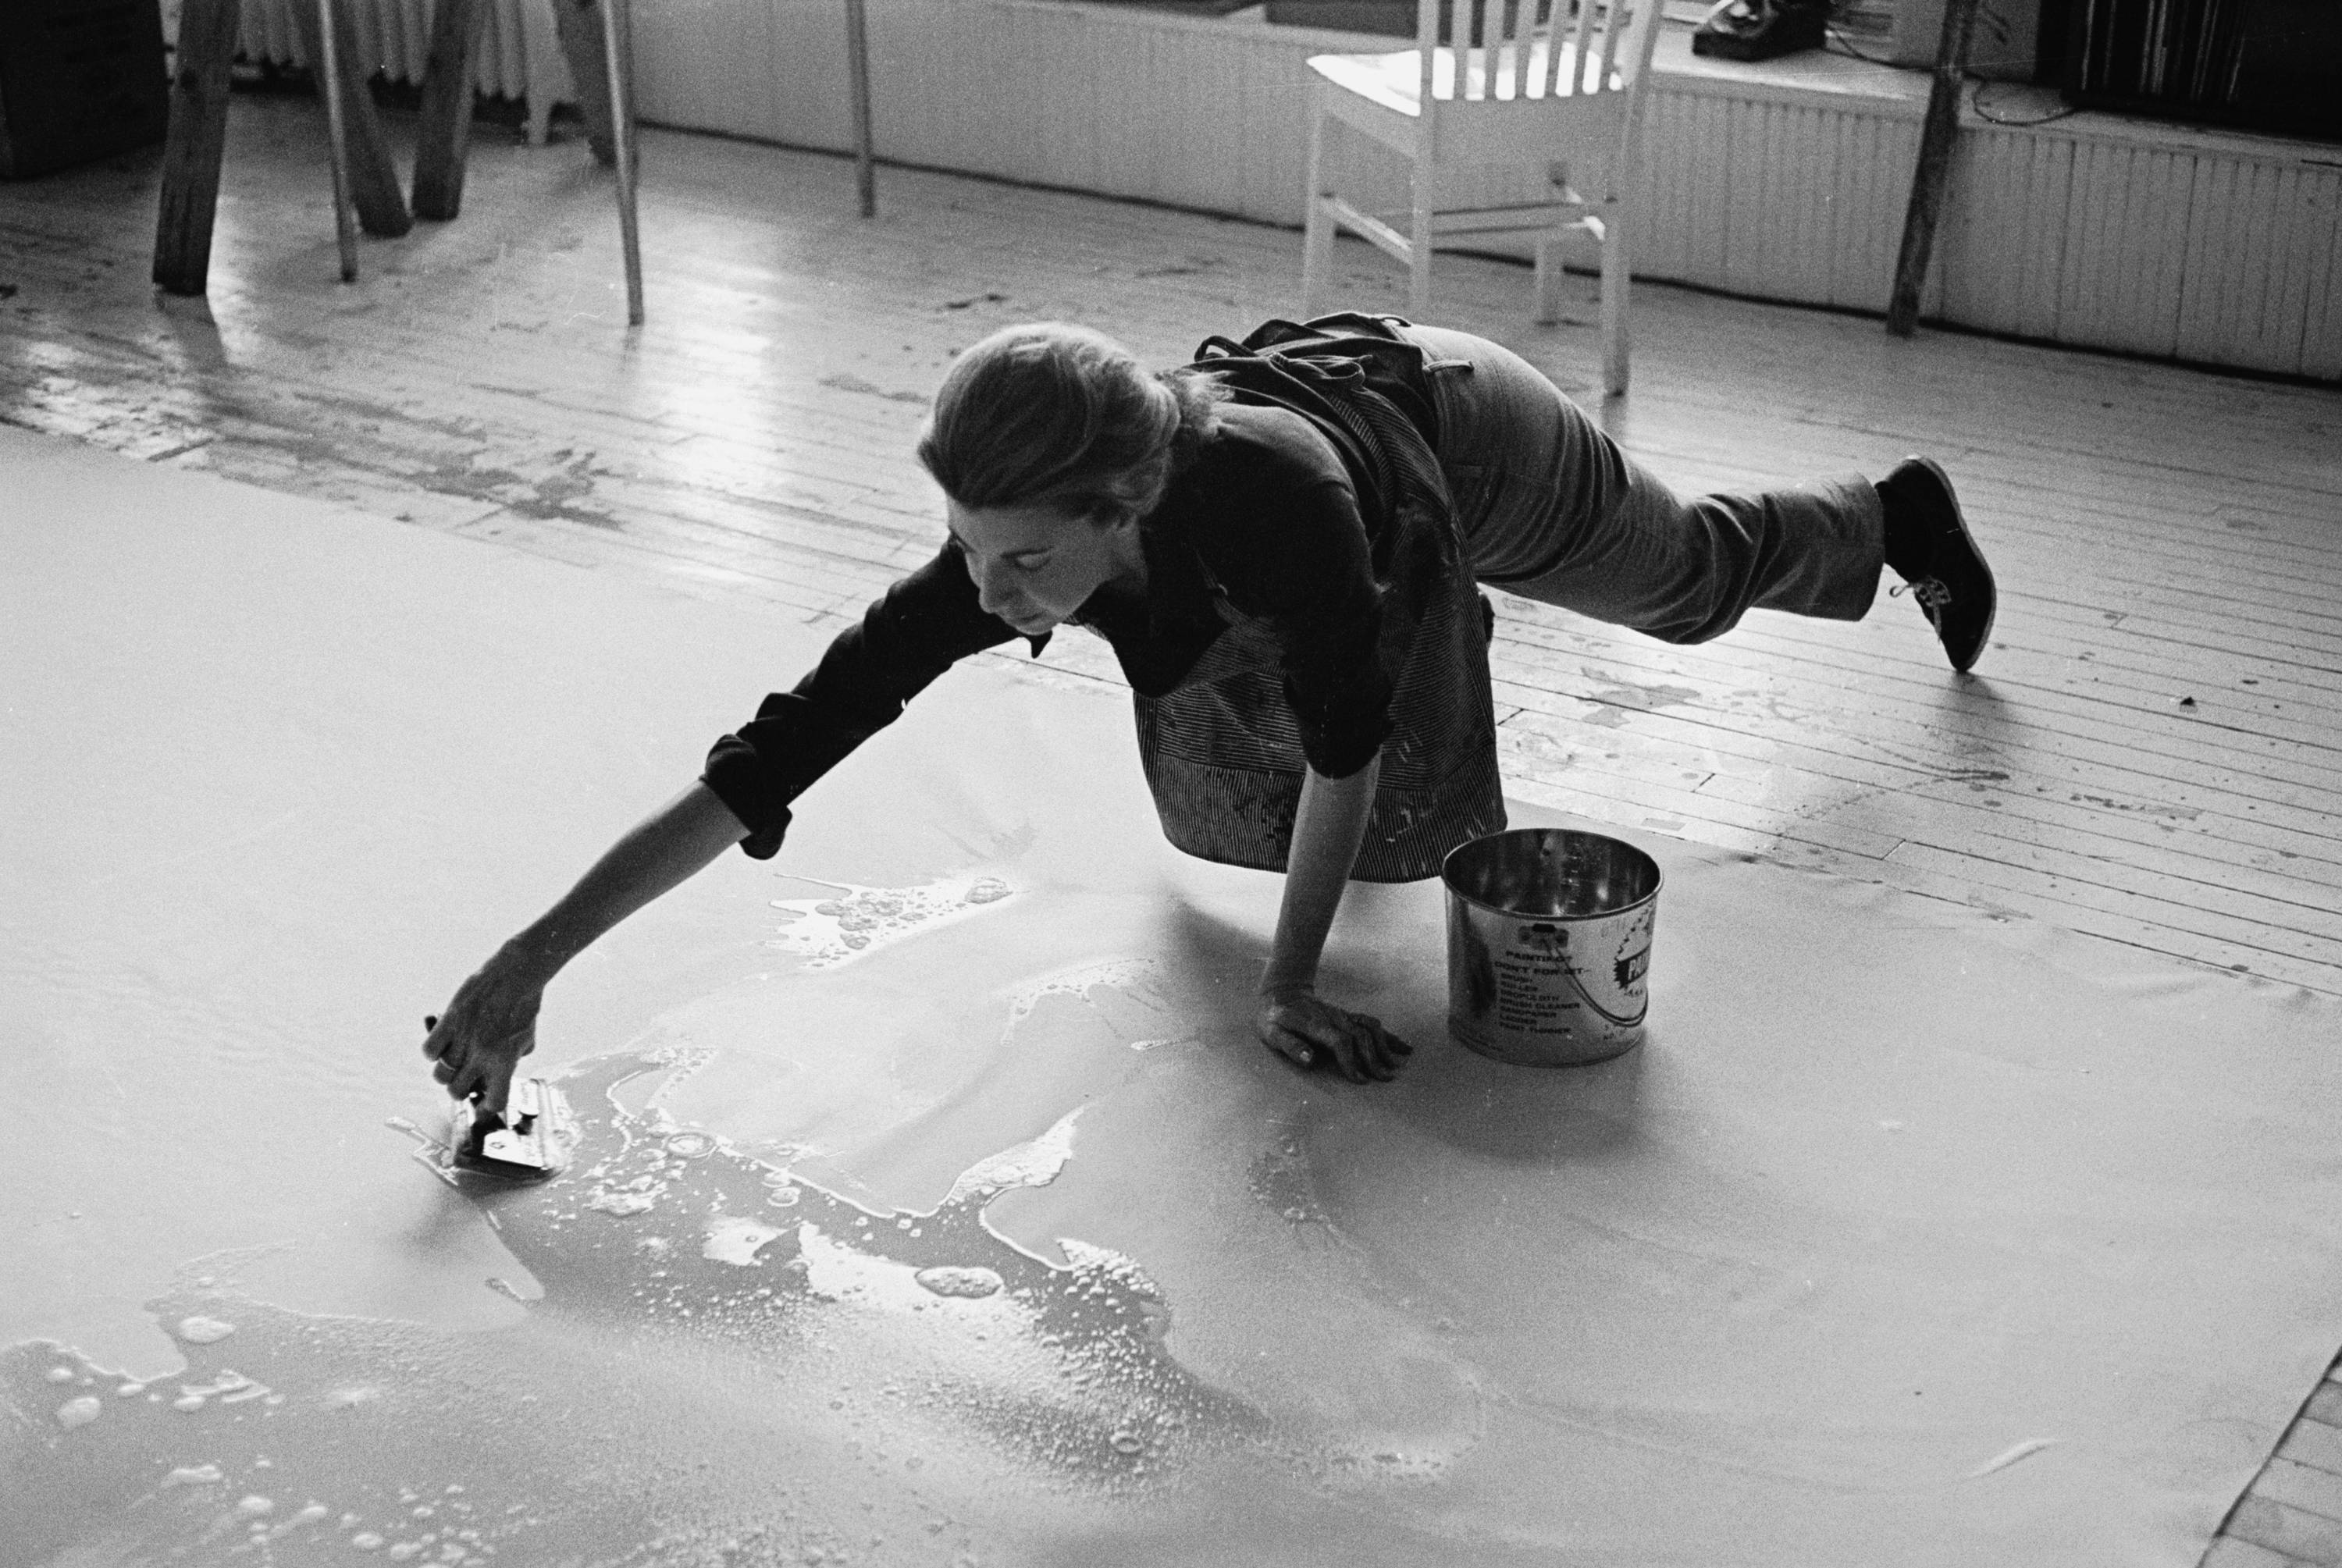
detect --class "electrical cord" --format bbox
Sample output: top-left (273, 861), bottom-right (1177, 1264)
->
top-left (1820, 23), bottom-right (2082, 128)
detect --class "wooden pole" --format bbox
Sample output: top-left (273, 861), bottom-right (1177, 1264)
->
top-left (153, 0), bottom-right (244, 296)
top-left (294, 0), bottom-right (414, 241)
top-left (315, 0), bottom-right (362, 281)
top-left (844, 0), bottom-right (876, 219)
top-left (412, 0), bottom-right (489, 220)
top-left (1885, 0), bottom-right (1981, 337)
top-left (599, 0), bottom-right (645, 325)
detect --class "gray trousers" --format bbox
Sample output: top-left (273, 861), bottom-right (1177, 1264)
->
top-left (1400, 325), bottom-right (1883, 643)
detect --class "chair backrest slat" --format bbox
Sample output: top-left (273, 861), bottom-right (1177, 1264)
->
top-left (1418, 0), bottom-right (1440, 109)
top-left (1532, 0), bottom-right (1561, 98)
top-left (1518, 0), bottom-right (1536, 102)
top-left (1569, 0), bottom-right (1600, 94)
top-left (1411, 0), bottom-right (1656, 108)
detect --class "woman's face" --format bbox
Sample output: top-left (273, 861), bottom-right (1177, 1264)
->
top-left (949, 501), bottom-right (1142, 637)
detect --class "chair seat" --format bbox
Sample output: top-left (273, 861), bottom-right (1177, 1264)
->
top-left (1306, 41), bottom-right (1617, 116)
top-left (1298, 0), bottom-right (1659, 393)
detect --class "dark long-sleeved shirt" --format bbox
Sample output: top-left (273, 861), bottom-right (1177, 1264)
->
top-left (703, 345), bottom-right (1440, 860)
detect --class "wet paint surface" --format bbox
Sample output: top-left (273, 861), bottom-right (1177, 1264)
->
top-left (11, 427), bottom-right (2342, 1566)
top-left (2, 1047), bottom-right (1265, 1567)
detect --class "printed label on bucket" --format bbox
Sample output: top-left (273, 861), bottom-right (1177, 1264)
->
top-left (1447, 901), bottom-right (1656, 1067)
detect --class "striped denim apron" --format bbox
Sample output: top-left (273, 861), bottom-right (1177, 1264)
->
top-left (1131, 324), bottom-right (1505, 883)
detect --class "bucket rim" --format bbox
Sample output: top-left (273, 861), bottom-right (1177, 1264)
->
top-left (1438, 827), bottom-right (1664, 922)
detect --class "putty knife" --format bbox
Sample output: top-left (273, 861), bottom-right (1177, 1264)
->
top-left (451, 1077), bottom-right (570, 1180)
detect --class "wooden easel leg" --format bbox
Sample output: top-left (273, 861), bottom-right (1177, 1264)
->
top-left (553, 0), bottom-right (618, 166)
top-left (599, 0), bottom-right (644, 325)
top-left (313, 0), bottom-right (361, 280)
top-left (152, 0), bottom-right (242, 296)
top-left (413, 0), bottom-right (488, 220)
top-left (294, 0), bottom-right (414, 243)
top-left (844, 0), bottom-right (876, 219)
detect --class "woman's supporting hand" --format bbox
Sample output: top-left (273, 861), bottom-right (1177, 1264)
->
top-left (1258, 752), bottom-right (1407, 1082)
top-left (1255, 985), bottom-right (1411, 1082)
top-left (420, 781), bottom-right (750, 1114)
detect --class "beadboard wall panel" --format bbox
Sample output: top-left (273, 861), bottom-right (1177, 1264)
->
top-left (632, 0), bottom-right (2337, 379)
top-left (2174, 155), bottom-right (2342, 379)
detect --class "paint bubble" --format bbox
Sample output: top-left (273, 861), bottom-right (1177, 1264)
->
top-left (173, 1396), bottom-right (205, 1412)
top-left (966, 877), bottom-right (1011, 905)
top-left (766, 1187), bottom-right (801, 1208)
top-left (162, 1465), bottom-right (223, 1488)
top-left (292, 1503), bottom-right (331, 1524)
top-left (1109, 1430), bottom-right (1145, 1455)
top-left (237, 1495), bottom-right (276, 1516)
top-left (352, 1533), bottom-right (386, 1550)
top-left (45, 1366), bottom-right (76, 1384)
top-left (116, 1382), bottom-right (146, 1396)
top-left (664, 1132), bottom-right (715, 1160)
top-left (176, 1315), bottom-right (237, 1344)
top-left (55, 1396), bottom-right (102, 1429)
top-left (587, 1189), bottom-right (656, 1218)
top-left (914, 1266), bottom-right (1003, 1299)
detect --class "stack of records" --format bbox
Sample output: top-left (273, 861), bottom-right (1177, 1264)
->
top-left (2065, 0), bottom-right (2341, 140)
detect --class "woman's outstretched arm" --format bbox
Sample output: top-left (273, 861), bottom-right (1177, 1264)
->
top-left (1255, 752), bottom-right (1411, 1082)
top-left (422, 782), bottom-right (749, 1114)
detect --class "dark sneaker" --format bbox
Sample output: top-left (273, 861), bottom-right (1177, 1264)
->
top-left (1885, 456), bottom-right (1996, 673)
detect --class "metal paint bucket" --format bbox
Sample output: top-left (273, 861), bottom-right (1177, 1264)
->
top-left (1441, 828), bottom-right (1662, 1067)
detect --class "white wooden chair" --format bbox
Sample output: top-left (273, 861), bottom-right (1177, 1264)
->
top-left (1301, 0), bottom-right (1664, 394)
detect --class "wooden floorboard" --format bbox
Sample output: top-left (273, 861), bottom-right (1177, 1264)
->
top-left (5, 91), bottom-right (2342, 1567)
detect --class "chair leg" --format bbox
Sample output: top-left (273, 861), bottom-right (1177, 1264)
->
top-left (1301, 105), bottom-right (1334, 318)
top-left (1407, 177), bottom-right (1433, 322)
top-left (1600, 203), bottom-right (1631, 396)
top-left (1533, 228), bottom-right (1563, 324)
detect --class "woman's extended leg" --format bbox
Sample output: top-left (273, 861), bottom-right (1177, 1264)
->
top-left (1400, 322), bottom-right (1885, 645)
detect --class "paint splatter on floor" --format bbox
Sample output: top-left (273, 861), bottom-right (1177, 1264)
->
top-left (767, 874), bottom-right (1019, 968)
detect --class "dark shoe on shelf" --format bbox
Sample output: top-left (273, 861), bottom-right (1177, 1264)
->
top-left (1884, 456), bottom-right (1996, 673)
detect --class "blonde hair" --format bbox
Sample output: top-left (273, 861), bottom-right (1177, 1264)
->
top-left (917, 323), bottom-right (1226, 524)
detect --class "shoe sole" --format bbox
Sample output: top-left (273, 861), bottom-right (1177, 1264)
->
top-left (1910, 454), bottom-right (1996, 673)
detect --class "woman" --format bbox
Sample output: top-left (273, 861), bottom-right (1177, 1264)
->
top-left (423, 313), bottom-right (1994, 1102)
